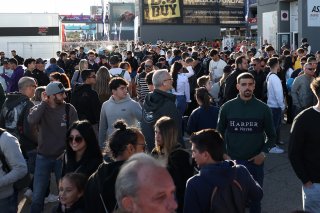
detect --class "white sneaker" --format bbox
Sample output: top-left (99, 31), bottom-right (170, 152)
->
top-left (269, 146), bottom-right (284, 154)
top-left (24, 188), bottom-right (33, 200)
top-left (44, 194), bottom-right (59, 203)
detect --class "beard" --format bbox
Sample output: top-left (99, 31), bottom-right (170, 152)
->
top-left (243, 90), bottom-right (253, 97)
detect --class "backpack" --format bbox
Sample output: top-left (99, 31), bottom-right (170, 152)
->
top-left (0, 128), bottom-right (31, 191)
top-left (210, 167), bottom-right (246, 213)
top-left (110, 69), bottom-right (126, 79)
top-left (262, 73), bottom-right (276, 103)
top-left (202, 57), bottom-right (212, 75)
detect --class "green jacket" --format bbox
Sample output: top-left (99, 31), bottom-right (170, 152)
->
top-left (217, 95), bottom-right (276, 160)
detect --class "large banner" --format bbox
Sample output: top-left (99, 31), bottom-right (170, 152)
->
top-left (109, 3), bottom-right (135, 31)
top-left (308, 0), bottom-right (320, 27)
top-left (142, 0), bottom-right (245, 25)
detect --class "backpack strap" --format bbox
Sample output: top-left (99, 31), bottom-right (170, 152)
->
top-left (120, 69), bottom-right (126, 78)
top-left (76, 71), bottom-right (81, 82)
top-left (65, 103), bottom-right (70, 130)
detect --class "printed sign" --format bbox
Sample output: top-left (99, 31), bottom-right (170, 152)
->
top-left (142, 0), bottom-right (245, 25)
top-left (308, 0), bottom-right (320, 27)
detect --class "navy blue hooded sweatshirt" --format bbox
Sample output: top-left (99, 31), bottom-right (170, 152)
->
top-left (184, 161), bottom-right (263, 213)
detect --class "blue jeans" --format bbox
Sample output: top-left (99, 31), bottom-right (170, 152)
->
top-left (0, 193), bottom-right (16, 213)
top-left (30, 154), bottom-right (62, 213)
top-left (270, 107), bottom-right (282, 144)
top-left (237, 160), bottom-right (264, 213)
top-left (303, 183), bottom-right (320, 212)
top-left (175, 95), bottom-right (187, 116)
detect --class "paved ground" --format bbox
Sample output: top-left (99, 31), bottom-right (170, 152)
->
top-left (18, 124), bottom-right (303, 213)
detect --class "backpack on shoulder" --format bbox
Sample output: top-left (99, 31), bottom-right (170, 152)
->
top-left (210, 167), bottom-right (246, 213)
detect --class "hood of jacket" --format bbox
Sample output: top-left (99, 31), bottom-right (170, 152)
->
top-left (200, 160), bottom-right (237, 187)
top-left (15, 66), bottom-right (24, 73)
top-left (143, 89), bottom-right (176, 112)
top-left (73, 83), bottom-right (92, 93)
top-left (4, 92), bottom-right (29, 109)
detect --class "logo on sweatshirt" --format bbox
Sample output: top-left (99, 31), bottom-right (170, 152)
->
top-left (227, 118), bottom-right (263, 133)
top-left (143, 109), bottom-right (154, 123)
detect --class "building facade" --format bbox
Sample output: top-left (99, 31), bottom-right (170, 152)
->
top-left (258, 0), bottom-right (320, 53)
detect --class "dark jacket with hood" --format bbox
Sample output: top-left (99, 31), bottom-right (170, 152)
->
top-left (71, 84), bottom-right (101, 125)
top-left (24, 69), bottom-right (50, 86)
top-left (222, 68), bottom-right (246, 104)
top-left (84, 161), bottom-right (125, 213)
top-left (141, 89), bottom-right (182, 151)
top-left (0, 93), bottom-right (37, 156)
top-left (184, 161), bottom-right (263, 213)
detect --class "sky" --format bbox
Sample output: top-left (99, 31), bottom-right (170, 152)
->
top-left (0, 0), bottom-right (102, 15)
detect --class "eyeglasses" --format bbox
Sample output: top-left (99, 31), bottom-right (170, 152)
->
top-left (307, 68), bottom-right (316, 71)
top-left (136, 143), bottom-right (147, 151)
top-left (164, 78), bottom-right (173, 82)
top-left (68, 135), bottom-right (84, 144)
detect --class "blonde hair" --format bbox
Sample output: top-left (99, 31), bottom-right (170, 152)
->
top-left (93, 66), bottom-right (111, 103)
top-left (79, 59), bottom-right (88, 72)
top-left (154, 116), bottom-right (178, 157)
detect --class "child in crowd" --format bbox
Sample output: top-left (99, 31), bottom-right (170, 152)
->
top-left (52, 173), bottom-right (86, 213)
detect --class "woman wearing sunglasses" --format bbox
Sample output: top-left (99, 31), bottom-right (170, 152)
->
top-left (152, 116), bottom-right (194, 213)
top-left (61, 120), bottom-right (103, 178)
top-left (84, 120), bottom-right (146, 213)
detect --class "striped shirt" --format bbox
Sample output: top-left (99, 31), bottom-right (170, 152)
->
top-left (136, 71), bottom-right (150, 105)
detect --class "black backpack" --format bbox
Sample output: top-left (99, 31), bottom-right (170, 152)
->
top-left (210, 167), bottom-right (246, 213)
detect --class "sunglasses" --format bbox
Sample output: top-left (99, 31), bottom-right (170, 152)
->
top-left (68, 135), bottom-right (84, 144)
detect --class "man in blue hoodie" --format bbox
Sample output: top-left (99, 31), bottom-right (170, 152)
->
top-left (184, 129), bottom-right (263, 213)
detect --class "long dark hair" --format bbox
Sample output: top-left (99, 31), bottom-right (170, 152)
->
top-left (66, 120), bottom-right (103, 161)
top-left (170, 61), bottom-right (183, 91)
top-left (282, 55), bottom-right (293, 72)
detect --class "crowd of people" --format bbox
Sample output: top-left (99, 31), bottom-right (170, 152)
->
top-left (0, 37), bottom-right (319, 213)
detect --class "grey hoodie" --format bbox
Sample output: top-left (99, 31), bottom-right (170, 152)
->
top-left (0, 131), bottom-right (27, 199)
top-left (99, 94), bottom-right (142, 148)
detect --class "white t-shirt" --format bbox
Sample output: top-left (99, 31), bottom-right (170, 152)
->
top-left (109, 67), bottom-right (131, 82)
top-left (209, 59), bottom-right (227, 81)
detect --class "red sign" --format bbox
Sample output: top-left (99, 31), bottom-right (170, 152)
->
top-left (248, 18), bottom-right (257, 24)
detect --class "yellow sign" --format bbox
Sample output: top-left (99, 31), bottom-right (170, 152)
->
top-left (147, 0), bottom-right (181, 20)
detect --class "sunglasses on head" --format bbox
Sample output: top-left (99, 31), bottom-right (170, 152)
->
top-left (68, 135), bottom-right (83, 143)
